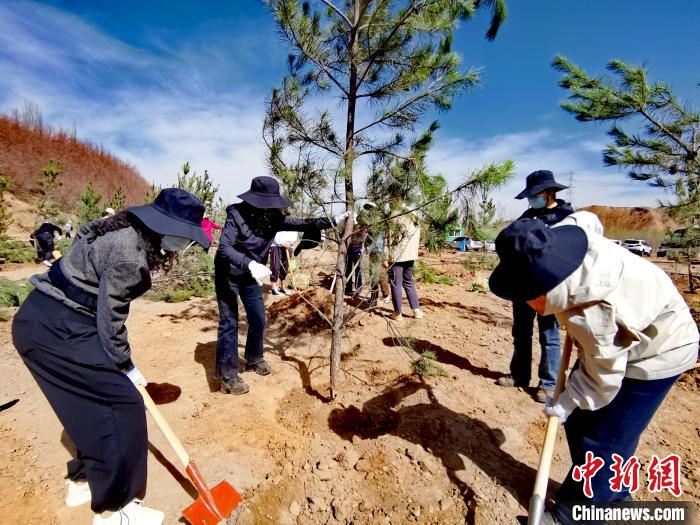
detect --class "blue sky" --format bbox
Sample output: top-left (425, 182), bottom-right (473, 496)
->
top-left (1, 0), bottom-right (698, 217)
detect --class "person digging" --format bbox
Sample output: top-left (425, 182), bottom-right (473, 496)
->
top-left (490, 219), bottom-right (698, 525)
top-left (215, 176), bottom-right (350, 395)
top-left (12, 188), bottom-right (211, 525)
top-left (497, 170), bottom-right (574, 403)
top-left (32, 218), bottom-right (63, 266)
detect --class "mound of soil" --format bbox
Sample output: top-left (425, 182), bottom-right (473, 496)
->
top-left (267, 287), bottom-right (335, 334)
top-left (582, 205), bottom-right (677, 233)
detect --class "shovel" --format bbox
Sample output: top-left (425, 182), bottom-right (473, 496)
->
top-left (527, 334), bottom-right (574, 525)
top-left (137, 385), bottom-right (242, 525)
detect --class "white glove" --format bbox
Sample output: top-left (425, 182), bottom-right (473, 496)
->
top-left (248, 260), bottom-right (272, 286)
top-left (333, 211), bottom-right (351, 226)
top-left (125, 365), bottom-right (147, 387)
top-left (544, 403), bottom-right (571, 423)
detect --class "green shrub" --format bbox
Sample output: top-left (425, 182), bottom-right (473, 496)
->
top-left (463, 252), bottom-right (498, 272)
top-left (147, 250), bottom-right (214, 303)
top-left (0, 277), bottom-right (32, 307)
top-left (0, 240), bottom-right (35, 263)
top-left (414, 260), bottom-right (454, 285)
top-left (469, 278), bottom-right (490, 293)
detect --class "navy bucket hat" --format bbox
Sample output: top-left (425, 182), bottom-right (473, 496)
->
top-left (238, 176), bottom-right (291, 209)
top-left (127, 188), bottom-right (210, 249)
top-left (489, 219), bottom-right (588, 301)
top-left (515, 170), bottom-right (568, 199)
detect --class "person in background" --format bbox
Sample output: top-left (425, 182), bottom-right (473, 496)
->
top-left (386, 199), bottom-right (424, 321)
top-left (497, 170), bottom-right (574, 403)
top-left (12, 189), bottom-right (210, 525)
top-left (102, 207), bottom-right (115, 219)
top-left (345, 212), bottom-right (369, 296)
top-left (64, 221), bottom-right (73, 239)
top-left (33, 218), bottom-right (63, 266)
top-left (215, 176), bottom-right (349, 395)
top-left (363, 202), bottom-right (391, 307)
top-left (201, 213), bottom-right (221, 244)
top-left (269, 230), bottom-right (296, 295)
top-left (490, 219), bottom-right (698, 525)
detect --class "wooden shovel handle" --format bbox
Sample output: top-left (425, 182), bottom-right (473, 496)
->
top-left (137, 384), bottom-right (190, 468)
top-left (528, 334), bottom-right (574, 525)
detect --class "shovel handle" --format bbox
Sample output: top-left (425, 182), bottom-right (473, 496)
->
top-left (137, 384), bottom-right (190, 468)
top-left (528, 334), bottom-right (574, 525)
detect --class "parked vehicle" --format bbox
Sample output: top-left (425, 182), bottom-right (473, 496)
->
top-left (448, 236), bottom-right (469, 250)
top-left (656, 244), bottom-right (668, 257)
top-left (623, 239), bottom-right (652, 256)
top-left (484, 240), bottom-right (496, 252)
top-left (448, 236), bottom-right (484, 251)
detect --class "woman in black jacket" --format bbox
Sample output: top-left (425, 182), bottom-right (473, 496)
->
top-left (215, 176), bottom-right (348, 394)
top-left (12, 189), bottom-right (210, 525)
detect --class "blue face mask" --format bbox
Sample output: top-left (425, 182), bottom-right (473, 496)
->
top-left (527, 195), bottom-right (547, 209)
top-left (161, 235), bottom-right (191, 252)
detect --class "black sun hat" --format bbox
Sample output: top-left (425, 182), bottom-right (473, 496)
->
top-left (515, 170), bottom-right (568, 199)
top-left (238, 176), bottom-right (291, 209)
top-left (489, 219), bottom-right (588, 301)
top-left (127, 188), bottom-right (210, 249)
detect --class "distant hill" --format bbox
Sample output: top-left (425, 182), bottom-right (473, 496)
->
top-left (0, 113), bottom-right (150, 211)
top-left (581, 205), bottom-right (678, 246)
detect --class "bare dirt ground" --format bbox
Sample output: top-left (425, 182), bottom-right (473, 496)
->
top-left (0, 250), bottom-right (698, 525)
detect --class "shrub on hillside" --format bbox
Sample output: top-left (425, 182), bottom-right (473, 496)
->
top-left (0, 239), bottom-right (35, 263)
top-left (148, 250), bottom-right (215, 303)
top-left (414, 260), bottom-right (454, 285)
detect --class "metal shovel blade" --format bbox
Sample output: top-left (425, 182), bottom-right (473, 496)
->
top-left (182, 480), bottom-right (242, 525)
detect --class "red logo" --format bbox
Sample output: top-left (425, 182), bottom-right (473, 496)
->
top-left (647, 454), bottom-right (682, 497)
top-left (609, 454), bottom-right (641, 494)
top-left (572, 451), bottom-right (605, 498)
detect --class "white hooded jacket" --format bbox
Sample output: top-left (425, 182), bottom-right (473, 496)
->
top-left (543, 223), bottom-right (698, 414)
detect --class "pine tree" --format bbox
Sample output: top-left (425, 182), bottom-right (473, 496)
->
top-left (77, 182), bottom-right (103, 224)
top-left (176, 162), bottom-right (219, 210)
top-left (264, 0), bottom-right (508, 396)
top-left (36, 159), bottom-right (63, 220)
top-left (144, 182), bottom-right (162, 204)
top-left (0, 168), bottom-right (12, 238)
top-left (106, 186), bottom-right (126, 212)
top-left (553, 56), bottom-right (700, 289)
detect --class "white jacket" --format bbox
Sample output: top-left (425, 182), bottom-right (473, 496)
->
top-left (543, 227), bottom-right (698, 413)
top-left (387, 212), bottom-right (421, 263)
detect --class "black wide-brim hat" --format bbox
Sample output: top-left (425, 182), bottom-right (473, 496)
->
top-left (127, 188), bottom-right (211, 249)
top-left (489, 219), bottom-right (587, 301)
top-left (238, 176), bottom-right (291, 209)
top-left (515, 170), bottom-right (568, 199)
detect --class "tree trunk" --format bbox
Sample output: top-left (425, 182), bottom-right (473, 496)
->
top-left (329, 1), bottom-right (360, 399)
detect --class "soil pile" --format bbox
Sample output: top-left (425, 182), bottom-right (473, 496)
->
top-left (582, 205), bottom-right (677, 233)
top-left (267, 287), bottom-right (335, 334)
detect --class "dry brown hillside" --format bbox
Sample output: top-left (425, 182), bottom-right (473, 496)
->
top-left (0, 113), bottom-right (150, 209)
top-left (581, 205), bottom-right (678, 235)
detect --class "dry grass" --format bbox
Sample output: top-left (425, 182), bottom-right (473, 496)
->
top-left (0, 114), bottom-right (150, 209)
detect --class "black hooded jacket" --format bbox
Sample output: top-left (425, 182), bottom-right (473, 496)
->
top-left (215, 202), bottom-right (332, 277)
top-left (518, 199), bottom-right (574, 226)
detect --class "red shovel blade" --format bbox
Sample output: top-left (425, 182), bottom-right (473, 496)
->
top-left (182, 480), bottom-right (242, 525)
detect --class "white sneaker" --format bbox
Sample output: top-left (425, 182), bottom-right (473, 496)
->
top-left (93, 499), bottom-right (164, 525)
top-left (65, 479), bottom-right (91, 507)
top-left (42, 260), bottom-right (52, 267)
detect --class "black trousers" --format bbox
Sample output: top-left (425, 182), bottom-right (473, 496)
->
top-left (36, 232), bottom-right (54, 261)
top-left (11, 291), bottom-right (148, 512)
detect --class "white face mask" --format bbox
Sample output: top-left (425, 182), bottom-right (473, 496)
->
top-left (161, 235), bottom-right (191, 252)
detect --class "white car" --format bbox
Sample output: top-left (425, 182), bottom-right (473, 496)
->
top-left (623, 239), bottom-right (652, 256)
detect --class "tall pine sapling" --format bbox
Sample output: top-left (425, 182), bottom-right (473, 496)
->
top-left (77, 182), bottom-right (103, 224)
top-left (176, 162), bottom-right (219, 210)
top-left (265, 0), bottom-right (507, 397)
top-left (106, 186), bottom-right (126, 212)
top-left (36, 159), bottom-right (63, 221)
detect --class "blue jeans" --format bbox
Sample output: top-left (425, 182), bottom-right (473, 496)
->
top-left (214, 263), bottom-right (265, 379)
top-left (511, 300), bottom-right (561, 390)
top-left (554, 373), bottom-right (680, 524)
